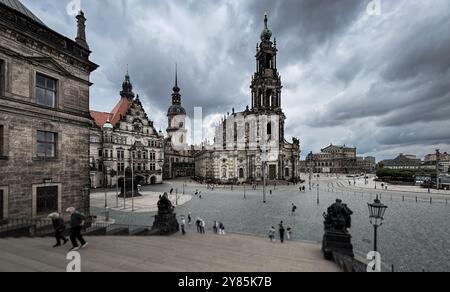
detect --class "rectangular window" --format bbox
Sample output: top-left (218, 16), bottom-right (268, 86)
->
top-left (117, 150), bottom-right (124, 160)
top-left (36, 186), bottom-right (58, 215)
top-left (36, 74), bottom-right (57, 108)
top-left (37, 131), bottom-right (57, 158)
top-left (0, 125), bottom-right (4, 157)
top-left (117, 162), bottom-right (124, 173)
top-left (150, 163), bottom-right (156, 171)
top-left (0, 189), bottom-right (3, 220)
top-left (0, 60), bottom-right (5, 96)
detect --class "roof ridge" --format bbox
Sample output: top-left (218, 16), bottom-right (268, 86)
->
top-left (0, 0), bottom-right (45, 26)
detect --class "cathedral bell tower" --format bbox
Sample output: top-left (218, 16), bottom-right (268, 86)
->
top-left (251, 13), bottom-right (282, 112)
top-left (167, 65), bottom-right (187, 147)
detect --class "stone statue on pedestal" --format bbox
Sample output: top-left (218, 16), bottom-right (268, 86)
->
top-left (150, 192), bottom-right (179, 235)
top-left (322, 199), bottom-right (354, 260)
top-left (118, 167), bottom-right (143, 198)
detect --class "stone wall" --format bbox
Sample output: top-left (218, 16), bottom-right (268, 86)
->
top-left (0, 7), bottom-right (96, 219)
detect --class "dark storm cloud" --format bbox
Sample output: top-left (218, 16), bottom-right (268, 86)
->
top-left (22, 0), bottom-right (450, 159)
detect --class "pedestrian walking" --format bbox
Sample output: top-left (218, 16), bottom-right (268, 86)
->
top-left (213, 221), bottom-right (218, 234)
top-left (268, 226), bottom-right (276, 242)
top-left (200, 219), bottom-right (206, 234)
top-left (270, 190), bottom-right (273, 195)
top-left (66, 207), bottom-right (88, 251)
top-left (180, 216), bottom-right (186, 235)
top-left (286, 227), bottom-right (292, 241)
top-left (188, 212), bottom-right (192, 227)
top-left (219, 222), bottom-right (226, 235)
top-left (48, 213), bottom-right (68, 248)
top-left (291, 203), bottom-right (297, 216)
top-left (196, 218), bottom-right (201, 233)
top-left (279, 221), bottom-right (285, 243)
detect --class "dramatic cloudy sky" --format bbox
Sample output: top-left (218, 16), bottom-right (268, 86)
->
top-left (22, 0), bottom-right (450, 160)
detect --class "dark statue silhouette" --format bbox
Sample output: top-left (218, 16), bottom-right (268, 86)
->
top-left (322, 199), bottom-right (355, 260)
top-left (323, 199), bottom-right (353, 232)
top-left (118, 166), bottom-right (143, 198)
top-left (150, 192), bottom-right (179, 235)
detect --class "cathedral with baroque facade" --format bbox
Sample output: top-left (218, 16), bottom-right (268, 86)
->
top-left (89, 72), bottom-right (165, 188)
top-left (194, 14), bottom-right (301, 183)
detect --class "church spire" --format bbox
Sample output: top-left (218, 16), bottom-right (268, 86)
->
top-left (251, 12), bottom-right (282, 112)
top-left (167, 64), bottom-right (186, 117)
top-left (120, 68), bottom-right (135, 100)
top-left (171, 64), bottom-right (181, 105)
top-left (261, 12), bottom-right (273, 42)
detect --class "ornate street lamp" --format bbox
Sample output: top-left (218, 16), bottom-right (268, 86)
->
top-left (367, 195), bottom-right (388, 252)
top-left (80, 186), bottom-right (90, 218)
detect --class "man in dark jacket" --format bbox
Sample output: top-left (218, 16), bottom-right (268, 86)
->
top-left (66, 207), bottom-right (88, 251)
top-left (279, 221), bottom-right (285, 243)
top-left (48, 213), bottom-right (68, 248)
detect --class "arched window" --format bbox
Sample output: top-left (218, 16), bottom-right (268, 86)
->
top-left (239, 168), bottom-right (244, 178)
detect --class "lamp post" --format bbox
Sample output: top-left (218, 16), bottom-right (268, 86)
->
top-left (308, 152), bottom-right (313, 191)
top-left (316, 183), bottom-right (320, 205)
top-left (260, 146), bottom-right (269, 204)
top-left (436, 149), bottom-right (440, 190)
top-left (81, 186), bottom-right (90, 218)
top-left (104, 166), bottom-right (108, 208)
top-left (368, 195), bottom-right (388, 253)
top-left (130, 145), bottom-right (136, 212)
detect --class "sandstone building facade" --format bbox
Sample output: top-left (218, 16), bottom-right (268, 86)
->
top-left (89, 73), bottom-right (165, 188)
top-left (302, 144), bottom-right (376, 174)
top-left (0, 1), bottom-right (98, 219)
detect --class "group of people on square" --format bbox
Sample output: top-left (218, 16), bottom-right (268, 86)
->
top-left (268, 221), bottom-right (292, 243)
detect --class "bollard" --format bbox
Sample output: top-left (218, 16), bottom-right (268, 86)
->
top-left (430, 197), bottom-right (432, 204)
top-left (402, 196), bottom-right (404, 201)
top-left (416, 196), bottom-right (418, 203)
top-left (392, 264), bottom-right (395, 273)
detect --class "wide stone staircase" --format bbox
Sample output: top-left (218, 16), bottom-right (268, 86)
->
top-left (0, 232), bottom-right (340, 272)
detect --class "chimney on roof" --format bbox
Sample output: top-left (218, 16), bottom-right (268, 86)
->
top-left (75, 11), bottom-right (89, 50)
